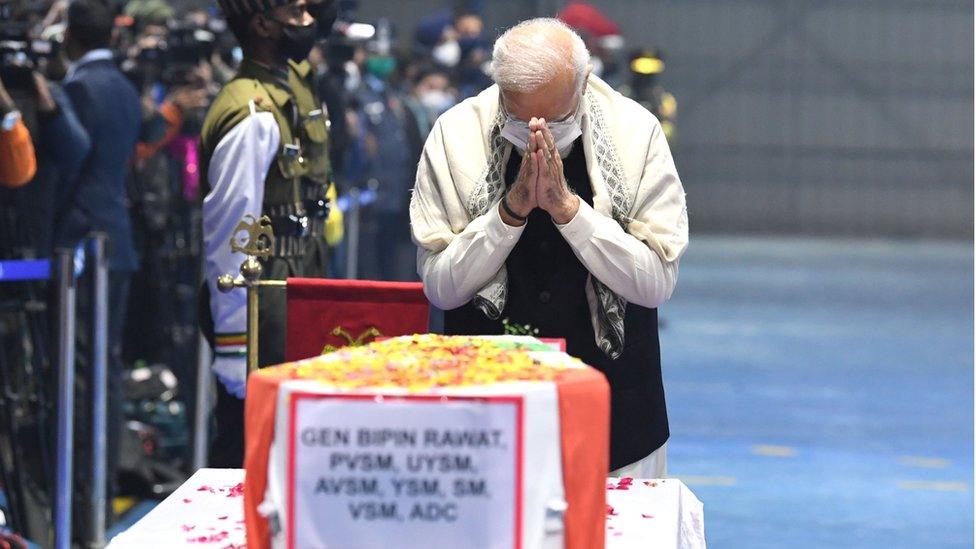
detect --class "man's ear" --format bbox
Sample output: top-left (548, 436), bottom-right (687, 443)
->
top-left (582, 66), bottom-right (592, 95)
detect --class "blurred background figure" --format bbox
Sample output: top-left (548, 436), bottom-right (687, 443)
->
top-left (414, 10), bottom-right (459, 70)
top-left (557, 0), bottom-right (625, 87)
top-left (348, 19), bottom-right (416, 281)
top-left (620, 48), bottom-right (676, 142)
top-left (402, 65), bottom-right (456, 158)
top-left (57, 1), bottom-right (143, 543)
top-left (412, 7), bottom-right (490, 99)
top-left (451, 9), bottom-right (490, 98)
top-left (0, 76), bottom-right (37, 189)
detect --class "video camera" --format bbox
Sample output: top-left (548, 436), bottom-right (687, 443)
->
top-left (0, 16), bottom-right (56, 90)
top-left (131, 24), bottom-right (216, 69)
top-left (170, 25), bottom-right (216, 65)
top-left (324, 0), bottom-right (376, 73)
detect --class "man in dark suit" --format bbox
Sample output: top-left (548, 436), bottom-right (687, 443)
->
top-left (55, 0), bottom-right (141, 540)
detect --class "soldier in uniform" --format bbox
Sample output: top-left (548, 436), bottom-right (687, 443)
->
top-left (200, 0), bottom-right (342, 467)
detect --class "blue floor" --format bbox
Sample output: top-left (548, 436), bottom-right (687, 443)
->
top-left (662, 237), bottom-right (973, 548)
top-left (108, 237), bottom-right (972, 547)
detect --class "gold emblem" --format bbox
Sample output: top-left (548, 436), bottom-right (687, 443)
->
top-left (230, 214), bottom-right (274, 260)
top-left (321, 326), bottom-right (383, 354)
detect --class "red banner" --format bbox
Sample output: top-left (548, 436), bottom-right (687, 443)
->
top-left (284, 278), bottom-right (429, 362)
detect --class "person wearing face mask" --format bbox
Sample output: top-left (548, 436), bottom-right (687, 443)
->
top-left (405, 67), bottom-right (456, 136)
top-left (431, 33), bottom-right (461, 69)
top-left (402, 66), bottom-right (455, 210)
top-left (199, 0), bottom-right (342, 467)
top-left (349, 31), bottom-right (420, 281)
top-left (452, 10), bottom-right (493, 99)
top-left (410, 19), bottom-right (688, 479)
top-left (415, 10), bottom-right (460, 69)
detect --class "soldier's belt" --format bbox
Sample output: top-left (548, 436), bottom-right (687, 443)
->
top-left (271, 234), bottom-right (308, 258)
top-left (265, 201), bottom-right (331, 237)
top-left (309, 218), bottom-right (326, 240)
top-left (302, 198), bottom-right (331, 219)
top-left (266, 215), bottom-right (330, 259)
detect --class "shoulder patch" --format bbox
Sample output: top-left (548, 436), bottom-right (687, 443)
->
top-left (202, 78), bottom-right (277, 152)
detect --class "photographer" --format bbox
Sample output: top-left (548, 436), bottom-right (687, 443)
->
top-left (0, 7), bottom-right (94, 541)
top-left (0, 54), bottom-right (91, 258)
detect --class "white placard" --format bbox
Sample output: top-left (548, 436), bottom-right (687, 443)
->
top-left (287, 393), bottom-right (523, 549)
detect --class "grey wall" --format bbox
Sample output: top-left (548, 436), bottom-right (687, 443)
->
top-left (358, 0), bottom-right (974, 238)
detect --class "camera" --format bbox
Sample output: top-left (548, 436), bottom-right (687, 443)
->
top-left (0, 3), bottom-right (57, 90)
top-left (167, 25), bottom-right (216, 66)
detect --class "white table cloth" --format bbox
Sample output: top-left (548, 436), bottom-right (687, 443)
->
top-left (605, 476), bottom-right (706, 548)
top-left (108, 469), bottom-right (705, 548)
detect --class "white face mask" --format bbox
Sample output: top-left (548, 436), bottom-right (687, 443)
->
top-left (418, 89), bottom-right (456, 115)
top-left (500, 98), bottom-right (583, 158)
top-left (343, 61), bottom-right (361, 92)
top-left (431, 40), bottom-right (461, 68)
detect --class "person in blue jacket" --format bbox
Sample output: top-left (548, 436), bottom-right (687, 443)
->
top-left (53, 0), bottom-right (142, 540)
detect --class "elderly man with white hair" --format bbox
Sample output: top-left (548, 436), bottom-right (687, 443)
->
top-left (410, 18), bottom-right (688, 477)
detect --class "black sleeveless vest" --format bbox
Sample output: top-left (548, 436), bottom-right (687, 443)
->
top-left (444, 141), bottom-right (669, 470)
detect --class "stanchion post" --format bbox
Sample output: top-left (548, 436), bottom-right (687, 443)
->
top-left (89, 234), bottom-right (109, 547)
top-left (192, 333), bottom-right (212, 471)
top-left (246, 278), bottom-right (260, 374)
top-left (54, 249), bottom-right (76, 549)
top-left (221, 254), bottom-right (266, 374)
top-left (346, 187), bottom-right (360, 279)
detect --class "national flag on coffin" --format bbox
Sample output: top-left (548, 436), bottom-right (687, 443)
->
top-left (243, 335), bottom-right (610, 549)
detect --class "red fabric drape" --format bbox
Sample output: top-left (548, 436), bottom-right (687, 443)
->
top-left (285, 278), bottom-right (429, 362)
top-left (557, 1), bottom-right (620, 38)
top-left (556, 368), bottom-right (610, 549)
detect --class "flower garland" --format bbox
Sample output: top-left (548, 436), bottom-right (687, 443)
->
top-left (268, 334), bottom-right (574, 391)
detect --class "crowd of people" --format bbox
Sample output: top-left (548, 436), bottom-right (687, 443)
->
top-left (1, 0), bottom-right (678, 278)
top-left (0, 0), bottom-right (679, 544)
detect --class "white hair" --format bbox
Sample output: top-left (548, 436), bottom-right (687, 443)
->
top-left (490, 18), bottom-right (591, 93)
